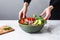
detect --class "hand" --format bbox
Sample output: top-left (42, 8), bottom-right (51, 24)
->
top-left (40, 5), bottom-right (54, 20)
top-left (19, 2), bottom-right (28, 19)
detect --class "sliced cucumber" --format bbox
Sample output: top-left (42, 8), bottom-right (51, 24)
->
top-left (33, 20), bottom-right (38, 25)
top-left (38, 20), bottom-right (42, 25)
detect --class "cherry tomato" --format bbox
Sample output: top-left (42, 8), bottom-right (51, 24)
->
top-left (25, 18), bottom-right (35, 21)
top-left (19, 18), bottom-right (35, 24)
top-left (19, 18), bottom-right (25, 24)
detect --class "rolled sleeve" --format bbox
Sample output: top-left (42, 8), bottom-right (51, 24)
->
top-left (24, 0), bottom-right (31, 5)
top-left (50, 0), bottom-right (60, 8)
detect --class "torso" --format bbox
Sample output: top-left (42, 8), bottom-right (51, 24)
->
top-left (49, 0), bottom-right (60, 20)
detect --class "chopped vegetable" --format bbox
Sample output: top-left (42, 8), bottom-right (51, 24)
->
top-left (19, 18), bottom-right (35, 25)
top-left (33, 14), bottom-right (37, 19)
top-left (33, 16), bottom-right (46, 25)
top-left (19, 18), bottom-right (25, 24)
top-left (33, 20), bottom-right (38, 25)
top-left (3, 27), bottom-right (12, 30)
top-left (19, 14), bottom-right (47, 26)
top-left (38, 20), bottom-right (42, 25)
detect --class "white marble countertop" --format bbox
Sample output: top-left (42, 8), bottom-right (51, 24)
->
top-left (0, 20), bottom-right (60, 40)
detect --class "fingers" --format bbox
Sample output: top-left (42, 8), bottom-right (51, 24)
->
top-left (44, 10), bottom-right (51, 20)
top-left (19, 10), bottom-right (23, 19)
top-left (19, 9), bottom-right (26, 19)
top-left (23, 9), bottom-right (26, 18)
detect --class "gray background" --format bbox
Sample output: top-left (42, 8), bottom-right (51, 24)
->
top-left (0, 0), bottom-right (50, 20)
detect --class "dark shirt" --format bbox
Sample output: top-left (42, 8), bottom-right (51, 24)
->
top-left (50, 0), bottom-right (60, 20)
top-left (24, 0), bottom-right (31, 4)
top-left (50, 0), bottom-right (60, 12)
top-left (50, 0), bottom-right (60, 8)
top-left (24, 0), bottom-right (60, 8)
top-left (24, 0), bottom-right (60, 20)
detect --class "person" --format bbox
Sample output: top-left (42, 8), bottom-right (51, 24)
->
top-left (19, 0), bottom-right (60, 20)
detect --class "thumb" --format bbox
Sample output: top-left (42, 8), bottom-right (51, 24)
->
top-left (23, 10), bottom-right (26, 18)
top-left (19, 11), bottom-right (23, 19)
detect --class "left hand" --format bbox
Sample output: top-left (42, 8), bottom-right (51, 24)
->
top-left (40, 5), bottom-right (54, 20)
top-left (19, 2), bottom-right (28, 19)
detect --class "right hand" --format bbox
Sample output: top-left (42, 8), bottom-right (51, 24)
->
top-left (40, 5), bottom-right (54, 20)
top-left (19, 2), bottom-right (28, 19)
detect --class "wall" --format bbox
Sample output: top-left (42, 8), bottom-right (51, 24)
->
top-left (0, 0), bottom-right (50, 20)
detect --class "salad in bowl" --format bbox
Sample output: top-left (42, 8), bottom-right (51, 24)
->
top-left (18, 15), bottom-right (47, 33)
